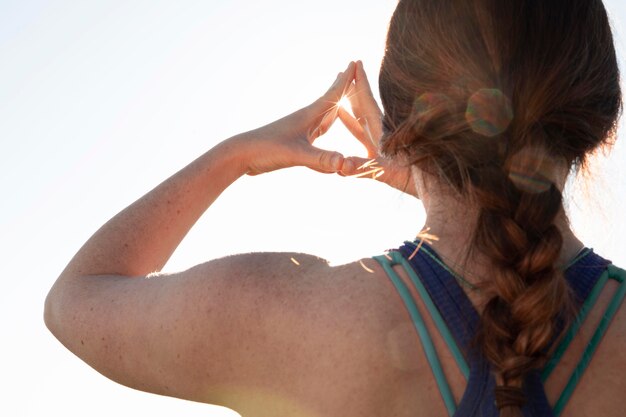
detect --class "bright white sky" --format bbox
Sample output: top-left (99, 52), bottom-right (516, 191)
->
top-left (1, 1), bottom-right (625, 416)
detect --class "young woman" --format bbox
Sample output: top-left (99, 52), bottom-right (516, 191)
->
top-left (45, 1), bottom-right (626, 416)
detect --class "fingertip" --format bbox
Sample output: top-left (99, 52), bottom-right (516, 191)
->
top-left (356, 63), bottom-right (365, 79)
top-left (339, 158), bottom-right (362, 176)
top-left (334, 63), bottom-right (354, 87)
top-left (347, 61), bottom-right (356, 74)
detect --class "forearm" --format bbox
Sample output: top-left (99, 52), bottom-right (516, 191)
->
top-left (59, 135), bottom-right (250, 279)
top-left (53, 63), bottom-right (354, 280)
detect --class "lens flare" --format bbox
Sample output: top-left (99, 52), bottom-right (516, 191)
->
top-left (465, 89), bottom-right (513, 137)
top-left (508, 172), bottom-right (553, 193)
top-left (506, 147), bottom-right (559, 193)
top-left (413, 92), bottom-right (452, 118)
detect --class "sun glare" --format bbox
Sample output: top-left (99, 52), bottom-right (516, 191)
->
top-left (338, 95), bottom-right (353, 114)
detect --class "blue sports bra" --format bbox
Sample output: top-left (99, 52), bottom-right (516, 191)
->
top-left (373, 241), bottom-right (626, 417)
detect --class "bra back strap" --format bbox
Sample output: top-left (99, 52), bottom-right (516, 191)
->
top-left (392, 252), bottom-right (471, 379)
top-left (550, 265), bottom-right (626, 416)
top-left (542, 270), bottom-right (609, 382)
top-left (373, 252), bottom-right (470, 417)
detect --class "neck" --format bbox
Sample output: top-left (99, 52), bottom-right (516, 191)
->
top-left (416, 179), bottom-right (584, 283)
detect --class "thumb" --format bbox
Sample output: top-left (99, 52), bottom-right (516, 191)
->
top-left (339, 156), bottom-right (380, 177)
top-left (302, 147), bottom-right (344, 173)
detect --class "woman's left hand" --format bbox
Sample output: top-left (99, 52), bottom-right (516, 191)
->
top-left (234, 61), bottom-right (356, 175)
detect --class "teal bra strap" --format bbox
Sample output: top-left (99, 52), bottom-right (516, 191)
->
top-left (564, 248), bottom-right (593, 270)
top-left (417, 245), bottom-right (479, 291)
top-left (392, 252), bottom-right (471, 379)
top-left (541, 270), bottom-right (609, 381)
top-left (550, 265), bottom-right (626, 417)
top-left (373, 252), bottom-right (470, 417)
top-left (373, 253), bottom-right (456, 417)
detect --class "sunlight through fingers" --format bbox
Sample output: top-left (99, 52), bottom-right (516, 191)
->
top-left (360, 259), bottom-right (375, 273)
top-left (349, 167), bottom-right (385, 178)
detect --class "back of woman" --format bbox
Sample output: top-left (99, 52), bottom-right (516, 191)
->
top-left (360, 0), bottom-right (626, 415)
top-left (45, 0), bottom-right (625, 416)
top-left (358, 244), bottom-right (626, 417)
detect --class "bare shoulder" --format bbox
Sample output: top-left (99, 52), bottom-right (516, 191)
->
top-left (193, 253), bottom-right (408, 415)
top-left (159, 253), bottom-right (411, 416)
top-left (46, 252), bottom-right (408, 417)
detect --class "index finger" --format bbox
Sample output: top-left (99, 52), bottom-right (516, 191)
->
top-left (355, 60), bottom-right (374, 96)
top-left (324, 61), bottom-right (356, 104)
top-left (352, 61), bottom-right (383, 144)
top-left (350, 61), bottom-right (378, 106)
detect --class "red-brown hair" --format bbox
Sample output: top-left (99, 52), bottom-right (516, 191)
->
top-left (379, 0), bottom-right (621, 415)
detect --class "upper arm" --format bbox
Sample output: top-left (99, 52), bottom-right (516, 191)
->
top-left (44, 253), bottom-right (390, 411)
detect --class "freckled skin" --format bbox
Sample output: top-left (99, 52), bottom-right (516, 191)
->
top-left (44, 61), bottom-right (626, 416)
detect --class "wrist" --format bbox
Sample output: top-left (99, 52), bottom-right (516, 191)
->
top-left (213, 134), bottom-right (257, 176)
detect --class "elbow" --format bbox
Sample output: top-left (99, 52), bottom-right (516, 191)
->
top-left (44, 283), bottom-right (60, 338)
top-left (44, 279), bottom-right (71, 342)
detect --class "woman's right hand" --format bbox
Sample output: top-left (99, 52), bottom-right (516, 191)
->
top-left (337, 61), bottom-right (417, 198)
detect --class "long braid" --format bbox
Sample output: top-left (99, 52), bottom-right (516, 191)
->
top-left (471, 164), bottom-right (574, 415)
